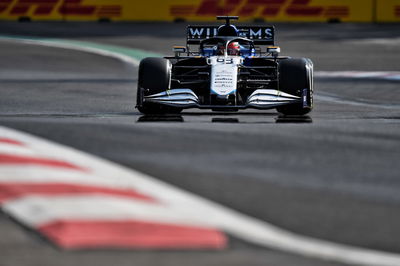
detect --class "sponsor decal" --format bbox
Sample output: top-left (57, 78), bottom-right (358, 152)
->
top-left (0, 0), bottom-right (122, 17)
top-left (187, 25), bottom-right (274, 45)
top-left (171, 0), bottom-right (349, 18)
top-left (302, 88), bottom-right (308, 108)
top-left (189, 27), bottom-right (217, 37)
top-left (210, 56), bottom-right (240, 95)
top-left (188, 26), bottom-right (273, 39)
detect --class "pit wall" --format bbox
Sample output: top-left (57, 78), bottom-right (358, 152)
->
top-left (0, 0), bottom-right (399, 22)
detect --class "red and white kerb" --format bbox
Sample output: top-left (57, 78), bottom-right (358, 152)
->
top-left (0, 130), bottom-right (226, 250)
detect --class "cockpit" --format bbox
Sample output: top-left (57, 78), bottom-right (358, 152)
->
top-left (200, 37), bottom-right (256, 57)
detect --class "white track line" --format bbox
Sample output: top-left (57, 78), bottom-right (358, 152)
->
top-left (315, 94), bottom-right (400, 110)
top-left (316, 71), bottom-right (400, 81)
top-left (0, 37), bottom-right (140, 66)
top-left (1, 38), bottom-right (400, 265)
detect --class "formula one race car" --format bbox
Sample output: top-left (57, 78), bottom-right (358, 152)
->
top-left (136, 16), bottom-right (313, 115)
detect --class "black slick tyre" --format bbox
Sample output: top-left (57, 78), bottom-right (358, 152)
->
top-left (136, 57), bottom-right (182, 114)
top-left (276, 58), bottom-right (313, 115)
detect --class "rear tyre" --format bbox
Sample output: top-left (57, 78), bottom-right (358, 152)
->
top-left (136, 57), bottom-right (182, 114)
top-left (276, 58), bottom-right (313, 115)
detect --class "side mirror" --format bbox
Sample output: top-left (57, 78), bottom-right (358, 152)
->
top-left (267, 46), bottom-right (280, 57)
top-left (173, 46), bottom-right (186, 57)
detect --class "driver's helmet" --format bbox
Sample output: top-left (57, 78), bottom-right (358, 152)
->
top-left (227, 42), bottom-right (240, 56)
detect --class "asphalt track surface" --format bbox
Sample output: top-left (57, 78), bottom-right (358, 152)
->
top-left (0, 22), bottom-right (400, 266)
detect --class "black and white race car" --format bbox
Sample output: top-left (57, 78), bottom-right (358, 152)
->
top-left (136, 16), bottom-right (313, 115)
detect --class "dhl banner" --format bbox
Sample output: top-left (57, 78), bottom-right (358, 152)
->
top-left (0, 0), bottom-right (123, 21)
top-left (376, 0), bottom-right (400, 22)
top-left (168, 0), bottom-right (372, 22)
top-left (0, 0), bottom-right (398, 22)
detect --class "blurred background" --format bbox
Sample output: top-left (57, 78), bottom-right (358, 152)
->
top-left (1, 1), bottom-right (400, 266)
top-left (0, 0), bottom-right (398, 23)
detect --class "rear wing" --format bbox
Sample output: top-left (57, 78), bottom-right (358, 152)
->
top-left (187, 25), bottom-right (275, 45)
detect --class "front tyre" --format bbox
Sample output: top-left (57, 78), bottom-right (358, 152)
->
top-left (276, 58), bottom-right (313, 115)
top-left (136, 57), bottom-right (182, 114)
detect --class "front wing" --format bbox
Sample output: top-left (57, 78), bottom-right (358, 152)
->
top-left (141, 88), bottom-right (303, 110)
